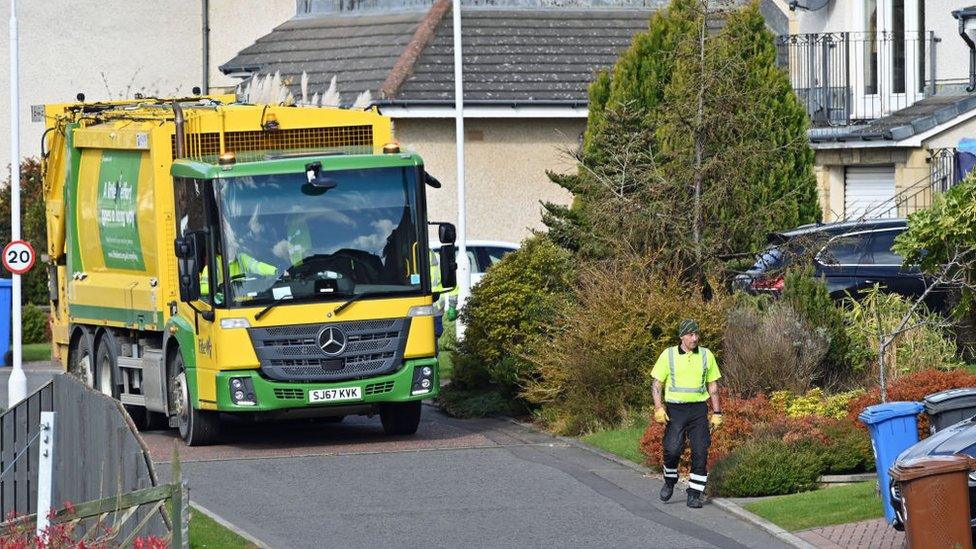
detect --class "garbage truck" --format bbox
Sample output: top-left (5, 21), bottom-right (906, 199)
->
top-left (40, 95), bottom-right (457, 445)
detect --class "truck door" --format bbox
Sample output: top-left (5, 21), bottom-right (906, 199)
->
top-left (173, 178), bottom-right (219, 406)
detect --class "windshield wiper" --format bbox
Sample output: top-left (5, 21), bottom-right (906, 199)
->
top-left (254, 294), bottom-right (327, 321)
top-left (332, 291), bottom-right (384, 316)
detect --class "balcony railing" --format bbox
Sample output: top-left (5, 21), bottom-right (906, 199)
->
top-left (776, 31), bottom-right (938, 127)
top-left (297, 0), bottom-right (667, 14)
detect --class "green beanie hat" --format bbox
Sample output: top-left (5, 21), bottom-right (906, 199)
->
top-left (677, 319), bottom-right (700, 337)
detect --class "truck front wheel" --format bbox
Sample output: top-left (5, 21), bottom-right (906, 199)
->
top-left (380, 401), bottom-right (422, 436)
top-left (171, 353), bottom-right (220, 446)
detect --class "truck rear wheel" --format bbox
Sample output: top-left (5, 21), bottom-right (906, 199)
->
top-left (171, 352), bottom-right (220, 446)
top-left (68, 330), bottom-right (96, 389)
top-left (380, 401), bottom-right (422, 436)
top-left (95, 332), bottom-right (120, 399)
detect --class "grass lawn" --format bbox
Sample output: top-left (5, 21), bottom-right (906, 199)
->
top-left (743, 482), bottom-right (883, 532)
top-left (581, 419), bottom-right (649, 465)
top-left (190, 506), bottom-right (260, 548)
top-left (23, 342), bottom-right (51, 362)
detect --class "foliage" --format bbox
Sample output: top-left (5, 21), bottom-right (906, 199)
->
top-left (721, 299), bottom-right (828, 396)
top-left (755, 417), bottom-right (873, 474)
top-left (522, 257), bottom-right (729, 435)
top-left (770, 388), bottom-right (866, 420)
top-left (782, 266), bottom-right (856, 384)
top-left (437, 386), bottom-right (525, 419)
top-left (640, 391), bottom-right (778, 471)
top-left (451, 235), bottom-right (574, 398)
top-left (0, 502), bottom-right (167, 549)
top-left (846, 368), bottom-right (976, 427)
top-left (708, 438), bottom-right (823, 497)
top-left (22, 304), bottom-right (49, 345)
top-left (894, 174), bottom-right (976, 314)
top-left (0, 158), bottom-right (49, 305)
top-left (843, 289), bottom-right (963, 381)
top-left (542, 0), bottom-right (819, 277)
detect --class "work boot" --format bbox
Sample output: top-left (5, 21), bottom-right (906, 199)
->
top-left (687, 491), bottom-right (703, 509)
top-left (659, 481), bottom-right (675, 502)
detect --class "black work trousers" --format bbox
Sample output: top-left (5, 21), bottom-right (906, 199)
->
top-left (661, 401), bottom-right (710, 496)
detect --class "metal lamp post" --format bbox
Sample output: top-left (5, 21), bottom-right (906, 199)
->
top-left (452, 0), bottom-right (471, 340)
top-left (8, 0), bottom-right (27, 406)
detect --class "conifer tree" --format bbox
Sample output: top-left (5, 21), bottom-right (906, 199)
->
top-left (542, 0), bottom-right (819, 278)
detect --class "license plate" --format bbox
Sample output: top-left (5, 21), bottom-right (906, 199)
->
top-left (308, 387), bottom-right (362, 403)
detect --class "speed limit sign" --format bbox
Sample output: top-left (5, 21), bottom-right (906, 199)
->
top-left (3, 240), bottom-right (35, 275)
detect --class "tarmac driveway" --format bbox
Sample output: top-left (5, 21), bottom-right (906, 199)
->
top-left (149, 407), bottom-right (788, 549)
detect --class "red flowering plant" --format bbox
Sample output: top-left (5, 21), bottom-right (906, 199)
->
top-left (0, 501), bottom-right (167, 548)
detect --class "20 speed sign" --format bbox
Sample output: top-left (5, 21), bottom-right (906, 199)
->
top-left (3, 240), bottom-right (35, 275)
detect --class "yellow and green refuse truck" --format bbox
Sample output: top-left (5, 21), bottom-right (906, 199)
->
top-left (41, 95), bottom-right (457, 445)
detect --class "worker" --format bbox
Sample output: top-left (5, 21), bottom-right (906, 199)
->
top-left (651, 319), bottom-right (722, 509)
top-left (200, 250), bottom-right (277, 304)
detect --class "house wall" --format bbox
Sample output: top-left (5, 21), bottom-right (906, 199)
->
top-left (0, 0), bottom-right (294, 174)
top-left (393, 118), bottom-right (580, 243)
top-left (922, 113), bottom-right (976, 148)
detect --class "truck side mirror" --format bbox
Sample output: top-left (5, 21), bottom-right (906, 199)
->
top-left (439, 244), bottom-right (457, 290)
top-left (439, 223), bottom-right (456, 245)
top-left (174, 231), bottom-right (207, 302)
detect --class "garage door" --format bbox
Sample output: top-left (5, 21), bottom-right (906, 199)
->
top-left (845, 166), bottom-right (896, 219)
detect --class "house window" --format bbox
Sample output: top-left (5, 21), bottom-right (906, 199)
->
top-left (918, 1), bottom-right (926, 93)
top-left (892, 0), bottom-right (905, 94)
top-left (865, 0), bottom-right (879, 95)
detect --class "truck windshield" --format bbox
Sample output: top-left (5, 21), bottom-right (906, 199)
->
top-left (215, 166), bottom-right (425, 307)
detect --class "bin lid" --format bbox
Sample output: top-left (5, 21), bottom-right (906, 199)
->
top-left (923, 388), bottom-right (976, 412)
top-left (889, 454), bottom-right (975, 482)
top-left (858, 401), bottom-right (923, 425)
top-left (0, 279), bottom-right (10, 288)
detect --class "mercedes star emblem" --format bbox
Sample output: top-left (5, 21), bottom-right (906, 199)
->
top-left (317, 326), bottom-right (347, 356)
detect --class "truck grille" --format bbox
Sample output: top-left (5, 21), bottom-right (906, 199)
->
top-left (249, 319), bottom-right (409, 382)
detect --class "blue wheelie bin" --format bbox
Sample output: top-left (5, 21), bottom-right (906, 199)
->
top-left (0, 279), bottom-right (10, 364)
top-left (858, 401), bottom-right (924, 525)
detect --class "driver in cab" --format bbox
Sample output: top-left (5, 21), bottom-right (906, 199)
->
top-left (200, 237), bottom-right (277, 305)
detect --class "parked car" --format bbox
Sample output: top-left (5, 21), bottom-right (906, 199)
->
top-left (465, 240), bottom-right (519, 285)
top-left (733, 218), bottom-right (947, 310)
top-left (888, 416), bottom-right (976, 531)
top-left (429, 240), bottom-right (519, 292)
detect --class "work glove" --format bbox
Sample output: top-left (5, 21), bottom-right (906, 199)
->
top-left (653, 407), bottom-right (669, 424)
top-left (709, 413), bottom-right (723, 430)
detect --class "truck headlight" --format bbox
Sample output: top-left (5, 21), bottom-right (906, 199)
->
top-left (220, 318), bottom-right (251, 329)
top-left (408, 305), bottom-right (435, 317)
top-left (229, 377), bottom-right (257, 406)
top-left (411, 363), bottom-right (436, 396)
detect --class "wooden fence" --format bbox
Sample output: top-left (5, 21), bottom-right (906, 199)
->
top-left (0, 374), bottom-right (175, 542)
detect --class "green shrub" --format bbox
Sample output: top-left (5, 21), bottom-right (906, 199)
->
top-left (522, 257), bottom-right (730, 435)
top-left (844, 288), bottom-right (963, 380)
top-left (722, 301), bottom-right (828, 396)
top-left (782, 266), bottom-right (855, 386)
top-left (21, 304), bottom-right (48, 344)
top-left (452, 235), bottom-right (574, 399)
top-left (710, 438), bottom-right (822, 497)
top-left (437, 386), bottom-right (524, 418)
top-left (817, 421), bottom-right (874, 474)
